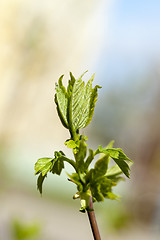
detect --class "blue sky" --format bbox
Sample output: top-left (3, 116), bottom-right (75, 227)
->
top-left (94, 0), bottom-right (160, 86)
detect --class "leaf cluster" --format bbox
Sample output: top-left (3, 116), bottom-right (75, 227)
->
top-left (35, 151), bottom-right (66, 194)
top-left (35, 72), bottom-right (133, 212)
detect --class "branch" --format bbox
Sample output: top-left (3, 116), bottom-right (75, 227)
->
top-left (87, 196), bottom-right (101, 240)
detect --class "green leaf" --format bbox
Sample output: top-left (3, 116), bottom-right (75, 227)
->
top-left (52, 158), bottom-right (64, 175)
top-left (35, 158), bottom-right (53, 195)
top-left (107, 148), bottom-right (132, 178)
top-left (94, 140), bottom-right (114, 156)
top-left (85, 168), bottom-right (95, 185)
top-left (99, 176), bottom-right (115, 198)
top-left (98, 147), bottom-right (132, 178)
top-left (90, 176), bottom-right (119, 202)
top-left (35, 152), bottom-right (67, 195)
top-left (87, 144), bottom-right (133, 202)
top-left (113, 158), bottom-right (130, 178)
top-left (94, 154), bottom-right (110, 177)
top-left (55, 72), bottom-right (101, 136)
top-left (86, 83), bottom-right (101, 128)
top-left (107, 175), bottom-right (124, 185)
top-left (35, 158), bottom-right (53, 176)
top-left (90, 182), bottom-right (104, 202)
top-left (55, 75), bottom-right (69, 129)
top-left (51, 151), bottom-right (65, 175)
top-left (37, 173), bottom-right (46, 194)
top-left (71, 73), bottom-right (91, 130)
top-left (106, 192), bottom-right (120, 200)
top-left (106, 162), bottom-right (133, 177)
top-left (70, 73), bottom-right (101, 130)
top-left (93, 140), bottom-right (115, 176)
top-left (67, 72), bottom-right (76, 98)
top-left (106, 164), bottom-right (122, 177)
top-left (65, 139), bottom-right (77, 149)
top-left (64, 139), bottom-right (81, 154)
top-left (74, 136), bottom-right (87, 173)
top-left (84, 149), bottom-right (94, 170)
top-left (107, 148), bottom-right (131, 162)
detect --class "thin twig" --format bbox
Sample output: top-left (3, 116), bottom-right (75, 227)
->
top-left (87, 196), bottom-right (101, 240)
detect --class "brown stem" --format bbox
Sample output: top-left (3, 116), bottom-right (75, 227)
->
top-left (87, 196), bottom-right (101, 240)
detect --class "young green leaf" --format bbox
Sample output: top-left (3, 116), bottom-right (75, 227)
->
top-left (106, 164), bottom-right (123, 177)
top-left (94, 154), bottom-right (110, 177)
top-left (74, 136), bottom-right (87, 173)
top-left (35, 158), bottom-right (53, 176)
top-left (98, 146), bottom-right (132, 178)
top-left (67, 72), bottom-right (76, 98)
top-left (71, 73), bottom-right (101, 131)
top-left (86, 82), bottom-right (101, 128)
top-left (99, 176), bottom-right (116, 199)
top-left (55, 75), bottom-right (69, 129)
top-left (55, 72), bottom-right (101, 138)
top-left (94, 140), bottom-right (114, 156)
top-left (35, 158), bottom-right (54, 194)
top-left (64, 139), bottom-right (80, 154)
top-left (107, 148), bottom-right (132, 178)
top-left (84, 149), bottom-right (94, 170)
top-left (107, 175), bottom-right (124, 185)
top-left (50, 151), bottom-right (65, 175)
top-left (37, 173), bottom-right (46, 194)
top-left (106, 192), bottom-right (120, 200)
top-left (106, 162), bottom-right (133, 177)
top-left (52, 158), bottom-right (64, 175)
top-left (90, 182), bottom-right (104, 202)
top-left (90, 176), bottom-right (119, 202)
top-left (65, 139), bottom-right (77, 149)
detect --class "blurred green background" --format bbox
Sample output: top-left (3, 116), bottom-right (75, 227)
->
top-left (0, 0), bottom-right (160, 239)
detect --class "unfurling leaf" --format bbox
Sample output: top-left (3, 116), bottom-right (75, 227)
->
top-left (35, 151), bottom-right (66, 194)
top-left (94, 154), bottom-right (110, 177)
top-left (55, 72), bottom-right (101, 137)
top-left (90, 176), bottom-right (119, 202)
top-left (92, 140), bottom-right (115, 177)
top-left (106, 164), bottom-right (123, 177)
top-left (52, 158), bottom-right (64, 175)
top-left (106, 161), bottom-right (133, 178)
top-left (65, 139), bottom-right (77, 149)
top-left (55, 75), bottom-right (69, 129)
top-left (35, 158), bottom-right (53, 194)
top-left (51, 151), bottom-right (65, 175)
top-left (64, 139), bottom-right (80, 154)
top-left (98, 146), bottom-right (132, 178)
top-left (35, 158), bottom-right (53, 176)
top-left (74, 136), bottom-right (87, 172)
top-left (84, 149), bottom-right (94, 170)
